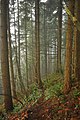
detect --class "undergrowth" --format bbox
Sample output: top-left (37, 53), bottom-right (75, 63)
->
top-left (27, 83), bottom-right (42, 102)
top-left (1, 73), bottom-right (80, 119)
top-left (25, 73), bottom-right (63, 102)
top-left (43, 73), bottom-right (63, 100)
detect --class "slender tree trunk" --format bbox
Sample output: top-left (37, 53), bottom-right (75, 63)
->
top-left (43, 3), bottom-right (47, 79)
top-left (16, 0), bottom-right (26, 93)
top-left (7, 3), bottom-right (17, 98)
top-left (53, 39), bottom-right (57, 73)
top-left (17, 0), bottom-right (20, 67)
top-left (74, 0), bottom-right (80, 85)
top-left (35, 0), bottom-right (43, 88)
top-left (64, 0), bottom-right (75, 93)
top-left (25, 2), bottom-right (28, 88)
top-left (1, 0), bottom-right (13, 111)
top-left (57, 0), bottom-right (62, 73)
top-left (15, 30), bottom-right (26, 94)
top-left (31, 7), bottom-right (34, 83)
top-left (0, 1), bottom-right (1, 62)
top-left (13, 3), bottom-right (18, 92)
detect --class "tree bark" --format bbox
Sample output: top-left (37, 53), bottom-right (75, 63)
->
top-left (24, 2), bottom-right (29, 88)
top-left (43, 3), bottom-right (47, 79)
top-left (1, 0), bottom-right (13, 111)
top-left (35, 0), bottom-right (43, 88)
top-left (74, 0), bottom-right (80, 84)
top-left (7, 3), bottom-right (17, 98)
top-left (57, 0), bottom-right (62, 73)
top-left (64, 0), bottom-right (75, 94)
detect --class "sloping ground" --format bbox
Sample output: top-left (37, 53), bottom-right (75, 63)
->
top-left (24, 95), bottom-right (80, 120)
top-left (7, 94), bottom-right (80, 120)
top-left (28, 97), bottom-right (55, 120)
top-left (7, 96), bottom-right (58, 120)
top-left (1, 73), bottom-right (80, 120)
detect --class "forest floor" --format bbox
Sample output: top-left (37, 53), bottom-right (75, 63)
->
top-left (7, 94), bottom-right (80, 120)
top-left (1, 73), bottom-right (80, 120)
top-left (7, 96), bottom-right (56, 120)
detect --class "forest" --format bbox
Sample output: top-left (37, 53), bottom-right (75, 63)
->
top-left (0, 0), bottom-right (80, 120)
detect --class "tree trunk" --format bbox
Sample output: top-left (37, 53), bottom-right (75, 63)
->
top-left (35, 0), bottom-right (43, 88)
top-left (43, 3), bottom-right (47, 79)
top-left (31, 7), bottom-right (35, 83)
top-left (47, 42), bottom-right (52, 74)
top-left (1, 0), bottom-right (13, 111)
top-left (64, 0), bottom-right (75, 94)
top-left (57, 0), bottom-right (62, 73)
top-left (7, 3), bottom-right (17, 98)
top-left (24, 2), bottom-right (29, 88)
top-left (16, 0), bottom-right (26, 94)
top-left (74, 0), bottom-right (80, 84)
top-left (17, 0), bottom-right (20, 67)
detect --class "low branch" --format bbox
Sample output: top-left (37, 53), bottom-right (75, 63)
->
top-left (0, 94), bottom-right (23, 105)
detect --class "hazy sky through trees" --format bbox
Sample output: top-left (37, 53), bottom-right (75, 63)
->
top-left (40, 0), bottom-right (48, 3)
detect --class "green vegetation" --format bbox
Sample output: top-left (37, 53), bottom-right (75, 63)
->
top-left (43, 73), bottom-right (63, 99)
top-left (27, 83), bottom-right (42, 102)
top-left (13, 103), bottom-right (23, 113)
top-left (73, 88), bottom-right (80, 98)
top-left (1, 73), bottom-right (80, 119)
top-left (9, 73), bottom-right (64, 113)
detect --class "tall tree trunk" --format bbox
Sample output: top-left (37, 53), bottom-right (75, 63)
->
top-left (0, 1), bottom-right (1, 62)
top-left (64, 0), bottom-right (75, 94)
top-left (16, 0), bottom-right (26, 93)
top-left (53, 39), bottom-right (57, 73)
top-left (31, 7), bottom-right (34, 83)
top-left (74, 1), bottom-right (80, 85)
top-left (1, 0), bottom-right (13, 111)
top-left (47, 42), bottom-right (52, 74)
top-left (13, 3), bottom-right (18, 92)
top-left (35, 0), bottom-right (43, 88)
top-left (57, 0), bottom-right (62, 73)
top-left (43, 3), bottom-right (47, 79)
top-left (7, 3), bottom-right (17, 98)
top-left (25, 1), bottom-right (28, 88)
top-left (15, 30), bottom-right (26, 94)
top-left (17, 0), bottom-right (20, 67)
